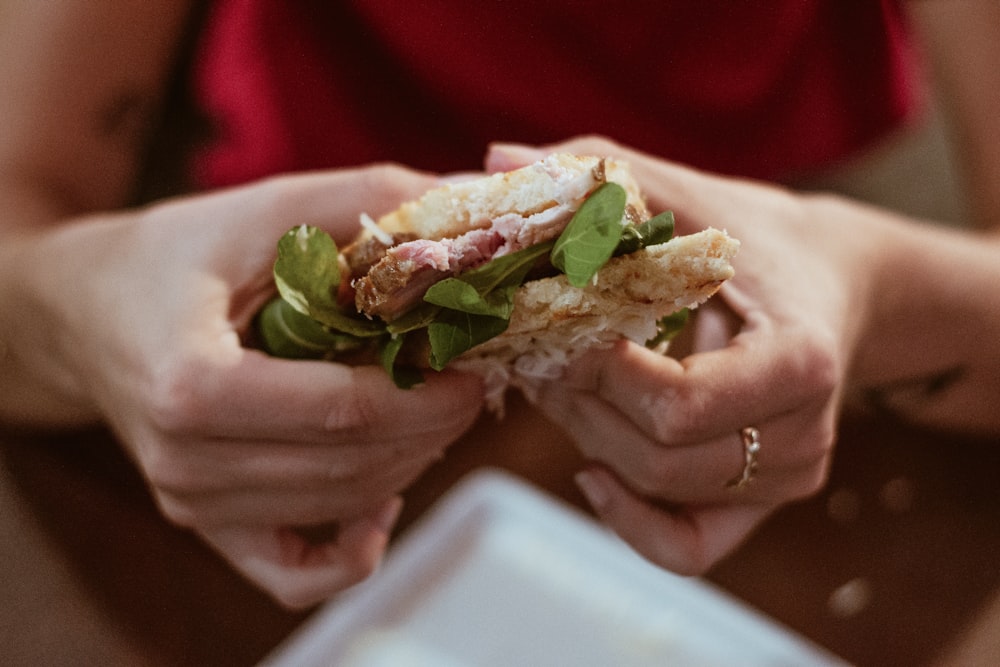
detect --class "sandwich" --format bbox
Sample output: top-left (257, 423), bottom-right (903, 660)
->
top-left (257, 154), bottom-right (739, 412)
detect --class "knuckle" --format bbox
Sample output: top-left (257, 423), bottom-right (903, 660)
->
top-left (322, 376), bottom-right (381, 434)
top-left (347, 555), bottom-right (380, 584)
top-left (674, 557), bottom-right (712, 578)
top-left (816, 419), bottom-right (838, 457)
top-left (273, 590), bottom-right (313, 611)
top-left (361, 162), bottom-right (431, 209)
top-left (567, 134), bottom-right (619, 155)
top-left (657, 543), bottom-right (713, 577)
top-left (271, 564), bottom-right (376, 612)
top-left (790, 443), bottom-right (835, 501)
top-left (647, 384), bottom-right (710, 443)
top-left (634, 455), bottom-right (680, 497)
top-left (791, 326), bottom-right (841, 400)
top-left (139, 438), bottom-right (189, 489)
top-left (143, 448), bottom-right (207, 499)
top-left (152, 490), bottom-right (199, 529)
top-left (365, 161), bottom-right (410, 184)
top-left (144, 358), bottom-right (212, 437)
top-left (267, 583), bottom-right (313, 611)
top-left (246, 174), bottom-right (299, 221)
top-left (789, 463), bottom-right (832, 501)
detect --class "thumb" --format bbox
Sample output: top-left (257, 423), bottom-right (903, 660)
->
top-left (484, 142), bottom-right (548, 173)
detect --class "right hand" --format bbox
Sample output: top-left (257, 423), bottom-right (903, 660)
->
top-left (486, 137), bottom-right (860, 575)
top-left (16, 165), bottom-right (485, 608)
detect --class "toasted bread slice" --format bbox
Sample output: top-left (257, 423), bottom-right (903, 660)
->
top-left (374, 154), bottom-right (647, 240)
top-left (455, 227), bottom-right (739, 411)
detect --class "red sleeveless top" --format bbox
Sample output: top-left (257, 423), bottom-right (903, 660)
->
top-left (191, 0), bottom-right (921, 188)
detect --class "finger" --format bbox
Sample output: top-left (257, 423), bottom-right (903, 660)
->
top-left (151, 352), bottom-right (484, 446)
top-left (537, 383), bottom-right (832, 504)
top-left (197, 497), bottom-right (403, 610)
top-left (559, 318), bottom-right (837, 447)
top-left (483, 142), bottom-right (546, 172)
top-left (148, 165), bottom-right (441, 291)
top-left (574, 466), bottom-right (772, 575)
top-left (153, 455), bottom-right (435, 527)
top-left (146, 432), bottom-right (446, 494)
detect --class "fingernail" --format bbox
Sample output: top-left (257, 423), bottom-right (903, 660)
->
top-left (574, 470), bottom-right (610, 511)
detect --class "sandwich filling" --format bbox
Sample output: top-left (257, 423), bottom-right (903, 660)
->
top-left (254, 154), bottom-right (739, 400)
top-left (347, 197), bottom-right (645, 322)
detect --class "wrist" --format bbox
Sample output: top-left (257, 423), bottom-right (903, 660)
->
top-left (0, 225), bottom-right (104, 430)
top-left (846, 208), bottom-right (1000, 429)
top-left (796, 193), bottom-right (896, 390)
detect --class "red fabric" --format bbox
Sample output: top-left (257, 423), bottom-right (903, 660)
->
top-left (191, 0), bottom-right (921, 189)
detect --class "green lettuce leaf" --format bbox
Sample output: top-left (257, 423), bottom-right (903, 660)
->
top-left (423, 240), bottom-right (554, 318)
top-left (263, 189), bottom-right (681, 386)
top-left (256, 297), bottom-right (365, 359)
top-left (615, 211), bottom-right (675, 256)
top-left (646, 308), bottom-right (690, 348)
top-left (273, 225), bottom-right (384, 337)
top-left (378, 334), bottom-right (424, 389)
top-left (427, 310), bottom-right (510, 371)
top-left (551, 182), bottom-right (627, 287)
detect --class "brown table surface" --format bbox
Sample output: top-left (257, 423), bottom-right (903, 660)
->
top-left (3, 395), bottom-right (999, 666)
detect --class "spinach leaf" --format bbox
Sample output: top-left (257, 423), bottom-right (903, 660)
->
top-left (551, 182), bottom-right (627, 287)
top-left (423, 279), bottom-right (518, 318)
top-left (386, 302), bottom-right (441, 334)
top-left (453, 240), bottom-right (554, 294)
top-left (266, 198), bottom-right (685, 382)
top-left (423, 241), bottom-right (553, 318)
top-left (378, 334), bottom-right (424, 389)
top-left (615, 211), bottom-right (675, 256)
top-left (274, 225), bottom-right (384, 337)
top-left (646, 308), bottom-right (689, 348)
top-left (256, 297), bottom-right (364, 359)
top-left (418, 239), bottom-right (556, 369)
top-left (427, 310), bottom-right (510, 371)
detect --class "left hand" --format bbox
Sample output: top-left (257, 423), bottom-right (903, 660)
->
top-left (14, 165), bottom-right (484, 608)
top-left (485, 136), bottom-right (877, 574)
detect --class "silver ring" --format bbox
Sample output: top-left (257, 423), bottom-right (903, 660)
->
top-left (726, 426), bottom-right (761, 491)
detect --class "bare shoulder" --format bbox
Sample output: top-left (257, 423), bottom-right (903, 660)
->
top-left (0, 0), bottom-right (197, 213)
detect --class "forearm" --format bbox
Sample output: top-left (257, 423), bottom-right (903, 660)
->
top-left (0, 216), bottom-right (110, 430)
top-left (0, 0), bottom-right (194, 430)
top-left (848, 201), bottom-right (1000, 432)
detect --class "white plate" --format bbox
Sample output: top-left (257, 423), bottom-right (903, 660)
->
top-left (261, 470), bottom-right (847, 667)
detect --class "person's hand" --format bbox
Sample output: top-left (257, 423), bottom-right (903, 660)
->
top-left (19, 166), bottom-right (484, 608)
top-left (486, 136), bottom-right (881, 575)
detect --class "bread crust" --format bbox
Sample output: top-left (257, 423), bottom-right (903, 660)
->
top-left (375, 154), bottom-right (647, 240)
top-left (510, 228), bottom-right (736, 335)
top-left (453, 225), bottom-right (738, 413)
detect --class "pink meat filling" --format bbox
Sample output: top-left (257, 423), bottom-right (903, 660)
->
top-left (354, 203), bottom-right (576, 321)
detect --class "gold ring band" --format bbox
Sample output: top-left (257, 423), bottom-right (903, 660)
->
top-left (726, 426), bottom-right (761, 491)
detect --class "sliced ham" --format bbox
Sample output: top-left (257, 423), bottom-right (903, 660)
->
top-left (353, 202), bottom-right (579, 321)
top-left (354, 227), bottom-right (503, 320)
